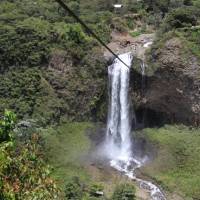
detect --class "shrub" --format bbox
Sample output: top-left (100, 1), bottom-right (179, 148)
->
top-left (110, 17), bottom-right (128, 33)
top-left (89, 183), bottom-right (104, 198)
top-left (130, 31), bottom-right (141, 37)
top-left (0, 18), bottom-right (51, 69)
top-left (143, 0), bottom-right (170, 15)
top-left (0, 68), bottom-right (42, 118)
top-left (0, 135), bottom-right (59, 199)
top-left (64, 177), bottom-right (83, 200)
top-left (161, 6), bottom-right (200, 32)
top-left (0, 111), bottom-right (59, 199)
top-left (112, 183), bottom-right (136, 200)
top-left (126, 0), bottom-right (143, 13)
top-left (0, 110), bottom-right (16, 143)
top-left (193, 0), bottom-right (200, 8)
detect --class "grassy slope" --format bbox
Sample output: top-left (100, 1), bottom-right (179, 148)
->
top-left (41, 122), bottom-right (142, 199)
top-left (41, 122), bottom-right (94, 187)
top-left (140, 125), bottom-right (200, 199)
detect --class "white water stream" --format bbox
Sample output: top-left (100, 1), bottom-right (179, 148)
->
top-left (104, 52), bottom-right (166, 200)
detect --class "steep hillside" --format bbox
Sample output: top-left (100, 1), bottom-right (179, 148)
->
top-left (0, 0), bottom-right (112, 125)
top-left (143, 6), bottom-right (200, 126)
top-left (137, 125), bottom-right (200, 199)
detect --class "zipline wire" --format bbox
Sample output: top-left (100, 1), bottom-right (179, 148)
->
top-left (55, 0), bottom-right (130, 68)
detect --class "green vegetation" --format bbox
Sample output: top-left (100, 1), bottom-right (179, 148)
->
top-left (1, 113), bottom-right (133, 200)
top-left (0, 67), bottom-right (67, 125)
top-left (141, 125), bottom-right (200, 199)
top-left (0, 0), bottom-right (111, 124)
top-left (112, 183), bottom-right (136, 200)
top-left (0, 110), bottom-right (16, 143)
top-left (146, 2), bottom-right (200, 75)
top-left (63, 175), bottom-right (137, 200)
top-left (161, 6), bottom-right (199, 32)
top-left (0, 111), bottom-right (59, 199)
top-left (64, 177), bottom-right (84, 200)
top-left (1, 0), bottom-right (200, 200)
top-left (0, 18), bottom-right (51, 68)
top-left (177, 28), bottom-right (200, 60)
top-left (41, 122), bottom-right (94, 186)
top-left (2, 0), bottom-right (199, 124)
top-left (40, 122), bottom-right (137, 199)
top-left (64, 178), bottom-right (105, 200)
top-left (130, 31), bottom-right (141, 37)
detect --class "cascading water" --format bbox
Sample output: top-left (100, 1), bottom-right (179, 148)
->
top-left (105, 52), bottom-right (132, 163)
top-left (104, 52), bottom-right (142, 173)
top-left (103, 52), bottom-right (166, 200)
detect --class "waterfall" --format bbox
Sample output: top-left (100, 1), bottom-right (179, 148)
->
top-left (103, 52), bottom-right (166, 200)
top-left (106, 52), bottom-right (132, 162)
top-left (104, 52), bottom-right (142, 171)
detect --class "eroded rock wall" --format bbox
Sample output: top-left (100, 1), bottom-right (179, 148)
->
top-left (142, 37), bottom-right (200, 126)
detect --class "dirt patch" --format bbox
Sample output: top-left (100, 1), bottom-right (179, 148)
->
top-left (104, 32), bottom-right (155, 61)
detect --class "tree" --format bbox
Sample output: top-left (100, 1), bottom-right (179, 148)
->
top-left (0, 110), bottom-right (16, 143)
top-left (183, 0), bottom-right (193, 6)
top-left (0, 111), bottom-right (59, 199)
top-left (65, 177), bottom-right (83, 200)
top-left (0, 18), bottom-right (51, 70)
top-left (162, 6), bottom-right (199, 32)
top-left (155, 0), bottom-right (170, 18)
top-left (68, 0), bottom-right (80, 16)
top-left (112, 183), bottom-right (136, 200)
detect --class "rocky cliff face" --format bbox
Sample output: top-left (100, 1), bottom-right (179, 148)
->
top-left (143, 37), bottom-right (200, 126)
top-left (104, 32), bottom-right (200, 127)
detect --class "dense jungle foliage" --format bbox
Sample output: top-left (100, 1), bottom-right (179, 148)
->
top-left (0, 0), bottom-right (199, 125)
top-left (0, 0), bottom-right (112, 125)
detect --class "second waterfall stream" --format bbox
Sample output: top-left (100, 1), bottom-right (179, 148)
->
top-left (103, 52), bottom-right (166, 200)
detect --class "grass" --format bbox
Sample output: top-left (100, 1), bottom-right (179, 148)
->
top-left (130, 31), bottom-right (141, 37)
top-left (140, 125), bottom-right (200, 199)
top-left (40, 122), bottom-right (139, 199)
top-left (41, 122), bottom-right (94, 187)
top-left (177, 29), bottom-right (200, 61)
top-left (40, 122), bottom-right (200, 199)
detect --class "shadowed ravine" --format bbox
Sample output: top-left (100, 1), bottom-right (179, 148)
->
top-left (102, 52), bottom-right (166, 200)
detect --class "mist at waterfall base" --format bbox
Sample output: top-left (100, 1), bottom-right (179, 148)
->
top-left (96, 52), bottom-right (166, 200)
